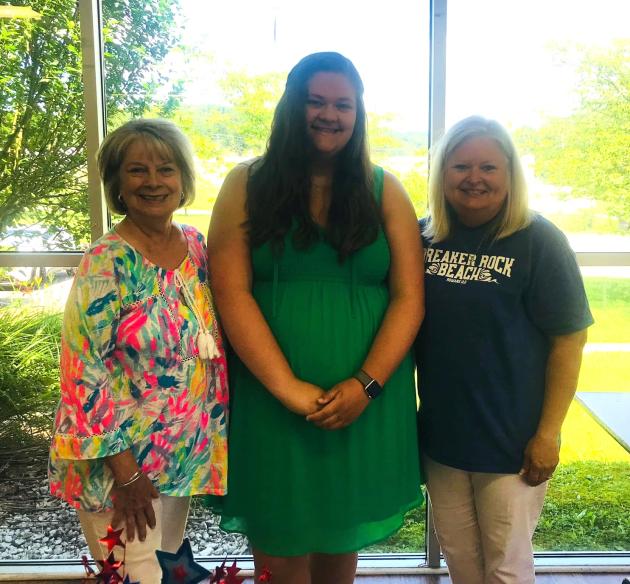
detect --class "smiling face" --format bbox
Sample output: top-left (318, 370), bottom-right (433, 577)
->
top-left (118, 139), bottom-right (183, 226)
top-left (305, 71), bottom-right (357, 160)
top-left (444, 136), bottom-right (510, 227)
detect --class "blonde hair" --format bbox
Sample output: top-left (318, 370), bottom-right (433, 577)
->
top-left (98, 118), bottom-right (196, 215)
top-left (424, 115), bottom-right (531, 242)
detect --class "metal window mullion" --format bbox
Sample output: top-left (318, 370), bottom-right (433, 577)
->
top-left (428, 0), bottom-right (447, 149)
top-left (78, 0), bottom-right (108, 243)
top-left (425, 0), bottom-right (448, 569)
top-left (575, 252), bottom-right (630, 266)
top-left (3, 249), bottom-right (627, 270)
top-left (0, 252), bottom-right (82, 267)
top-left (426, 491), bottom-right (442, 568)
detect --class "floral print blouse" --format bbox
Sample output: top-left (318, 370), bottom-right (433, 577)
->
top-left (49, 225), bottom-right (228, 512)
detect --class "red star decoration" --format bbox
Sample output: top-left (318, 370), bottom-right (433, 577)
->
top-left (210, 560), bottom-right (227, 583)
top-left (95, 552), bottom-right (124, 583)
top-left (224, 560), bottom-right (245, 584)
top-left (258, 566), bottom-right (273, 582)
top-left (99, 525), bottom-right (126, 553)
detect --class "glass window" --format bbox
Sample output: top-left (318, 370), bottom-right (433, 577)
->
top-left (536, 267), bottom-right (630, 552)
top-left (0, 2), bottom-right (89, 252)
top-left (445, 0), bottom-right (630, 253)
top-left (445, 0), bottom-right (630, 553)
top-left (0, 1), bottom-right (88, 562)
top-left (0, 263), bottom-right (75, 559)
top-left (0, 0), bottom-right (188, 561)
top-left (7, 0), bottom-right (627, 567)
top-left (0, 264), bottom-right (74, 308)
top-left (130, 0), bottom-right (431, 556)
top-left (1, 0), bottom-right (430, 563)
top-left (102, 0), bottom-right (431, 236)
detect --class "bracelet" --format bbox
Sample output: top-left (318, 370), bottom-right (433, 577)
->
top-left (115, 469), bottom-right (143, 488)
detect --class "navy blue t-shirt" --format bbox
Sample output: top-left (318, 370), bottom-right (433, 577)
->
top-left (416, 214), bottom-right (593, 473)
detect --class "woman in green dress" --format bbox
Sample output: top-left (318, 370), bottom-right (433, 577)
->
top-left (207, 51), bottom-right (424, 584)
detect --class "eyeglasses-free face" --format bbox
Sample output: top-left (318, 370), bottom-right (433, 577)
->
top-left (444, 136), bottom-right (510, 228)
top-left (305, 71), bottom-right (357, 160)
top-left (118, 139), bottom-right (183, 225)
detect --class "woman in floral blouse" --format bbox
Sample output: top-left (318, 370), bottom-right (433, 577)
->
top-left (48, 118), bottom-right (228, 583)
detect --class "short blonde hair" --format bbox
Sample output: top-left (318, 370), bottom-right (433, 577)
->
top-left (98, 118), bottom-right (196, 215)
top-left (424, 115), bottom-right (531, 242)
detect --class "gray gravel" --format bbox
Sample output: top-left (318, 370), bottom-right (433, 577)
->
top-left (0, 476), bottom-right (249, 561)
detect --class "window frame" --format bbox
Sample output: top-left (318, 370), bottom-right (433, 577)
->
top-left (0, 0), bottom-right (628, 574)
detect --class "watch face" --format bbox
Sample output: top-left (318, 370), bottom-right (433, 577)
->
top-left (365, 379), bottom-right (382, 399)
top-left (354, 370), bottom-right (382, 399)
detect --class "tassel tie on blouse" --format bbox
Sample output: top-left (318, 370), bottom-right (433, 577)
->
top-left (174, 271), bottom-right (220, 361)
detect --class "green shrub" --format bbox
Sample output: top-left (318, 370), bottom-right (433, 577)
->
top-left (0, 304), bottom-right (62, 444)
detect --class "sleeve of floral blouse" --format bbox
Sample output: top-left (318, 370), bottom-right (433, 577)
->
top-left (51, 248), bottom-right (131, 460)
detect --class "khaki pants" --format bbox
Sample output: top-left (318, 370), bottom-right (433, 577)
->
top-left (77, 495), bottom-right (190, 584)
top-left (424, 456), bottom-right (547, 584)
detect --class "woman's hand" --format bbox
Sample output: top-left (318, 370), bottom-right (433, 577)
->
top-left (278, 379), bottom-right (327, 416)
top-left (111, 473), bottom-right (160, 542)
top-left (520, 330), bottom-right (588, 487)
top-left (519, 433), bottom-right (560, 486)
top-left (306, 378), bottom-right (370, 430)
top-left (105, 450), bottom-right (159, 542)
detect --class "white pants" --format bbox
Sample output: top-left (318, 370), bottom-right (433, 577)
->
top-left (424, 456), bottom-right (547, 584)
top-left (77, 495), bottom-right (190, 584)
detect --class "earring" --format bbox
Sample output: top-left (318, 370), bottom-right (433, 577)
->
top-left (180, 193), bottom-right (185, 204)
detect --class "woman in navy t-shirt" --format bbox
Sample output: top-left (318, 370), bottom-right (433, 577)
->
top-left (416, 116), bottom-right (593, 584)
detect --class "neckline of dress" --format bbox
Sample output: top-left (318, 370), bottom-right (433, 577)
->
top-left (111, 224), bottom-right (190, 272)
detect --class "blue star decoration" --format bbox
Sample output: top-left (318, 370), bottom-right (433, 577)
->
top-left (156, 538), bottom-right (211, 584)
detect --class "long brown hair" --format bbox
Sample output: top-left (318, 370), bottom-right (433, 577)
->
top-left (246, 52), bottom-right (380, 261)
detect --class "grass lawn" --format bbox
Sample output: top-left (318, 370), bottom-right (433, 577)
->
top-left (535, 461), bottom-right (630, 551)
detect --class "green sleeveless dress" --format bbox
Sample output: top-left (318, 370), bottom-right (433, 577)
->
top-left (216, 167), bottom-right (423, 555)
